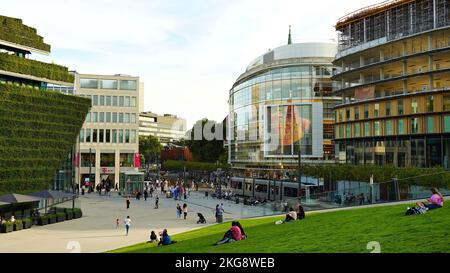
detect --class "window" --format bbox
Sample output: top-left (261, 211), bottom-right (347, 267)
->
top-left (119, 113), bottom-right (124, 123)
top-left (99, 129), bottom-right (104, 143)
top-left (398, 119), bottom-right (405, 134)
top-left (374, 121), bottom-right (380, 136)
top-left (79, 129), bottom-right (84, 143)
top-left (93, 129), bottom-right (98, 143)
top-left (385, 101), bottom-right (391, 116)
top-left (398, 99), bottom-right (404, 115)
top-left (80, 78), bottom-right (98, 89)
top-left (125, 113), bottom-right (130, 123)
top-left (354, 107), bottom-right (359, 120)
top-left (99, 112), bottom-right (104, 123)
top-left (364, 104), bottom-right (369, 119)
top-left (346, 124), bottom-right (351, 137)
top-left (374, 103), bottom-right (379, 117)
top-left (120, 153), bottom-right (134, 167)
top-left (386, 120), bottom-right (393, 135)
top-left (125, 96), bottom-right (130, 107)
top-left (112, 112), bottom-right (117, 123)
top-left (354, 123), bottom-right (360, 137)
top-left (112, 129), bottom-right (117, 143)
top-left (125, 129), bottom-right (130, 143)
top-left (100, 153), bottom-right (115, 167)
top-left (85, 129), bottom-right (91, 143)
top-left (118, 129), bottom-right (123, 143)
top-left (119, 80), bottom-right (137, 90)
top-left (81, 153), bottom-right (95, 167)
top-left (131, 113), bottom-right (136, 124)
top-left (93, 112), bottom-right (98, 123)
top-left (131, 97), bottom-right (136, 107)
top-left (131, 130), bottom-right (136, 143)
top-left (93, 95), bottom-right (98, 106)
top-left (113, 96), bottom-right (118, 106)
top-left (427, 116), bottom-right (434, 133)
top-left (100, 95), bottom-right (105, 106)
top-left (119, 96), bottom-right (124, 107)
top-left (346, 109), bottom-right (350, 121)
top-left (364, 122), bottom-right (370, 136)
top-left (106, 96), bottom-right (111, 106)
top-left (106, 112), bottom-right (111, 123)
top-left (100, 79), bottom-right (118, 89)
top-left (411, 118), bottom-right (419, 134)
top-left (411, 99), bottom-right (418, 114)
top-left (426, 96), bottom-right (434, 112)
top-left (105, 129), bottom-right (111, 143)
top-left (444, 95), bottom-right (450, 111)
top-left (86, 112), bottom-right (91, 123)
top-left (444, 115), bottom-right (450, 132)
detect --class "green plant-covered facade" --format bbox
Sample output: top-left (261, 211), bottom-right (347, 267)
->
top-left (0, 84), bottom-right (90, 194)
top-left (0, 14), bottom-right (90, 195)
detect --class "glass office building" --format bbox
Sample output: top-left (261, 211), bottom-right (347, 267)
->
top-left (228, 42), bottom-right (340, 177)
top-left (333, 0), bottom-right (450, 169)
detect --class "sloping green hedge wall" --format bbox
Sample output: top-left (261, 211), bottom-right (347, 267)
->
top-left (0, 53), bottom-right (74, 83)
top-left (0, 15), bottom-right (50, 52)
top-left (0, 83), bottom-right (90, 194)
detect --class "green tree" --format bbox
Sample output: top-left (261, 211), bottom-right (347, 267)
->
top-left (139, 135), bottom-right (163, 165)
top-left (185, 118), bottom-right (226, 163)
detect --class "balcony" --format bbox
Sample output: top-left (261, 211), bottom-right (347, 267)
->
top-left (0, 53), bottom-right (74, 84)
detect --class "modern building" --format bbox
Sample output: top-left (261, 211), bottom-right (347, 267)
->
top-left (228, 34), bottom-right (341, 179)
top-left (332, 0), bottom-right (450, 169)
top-left (74, 73), bottom-right (141, 189)
top-left (139, 111), bottom-right (187, 145)
top-left (0, 15), bottom-right (90, 194)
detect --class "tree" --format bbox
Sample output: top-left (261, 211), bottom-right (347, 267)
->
top-left (139, 135), bottom-right (163, 166)
top-left (185, 118), bottom-right (226, 163)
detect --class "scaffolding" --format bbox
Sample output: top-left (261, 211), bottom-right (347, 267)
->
top-left (337, 0), bottom-right (450, 52)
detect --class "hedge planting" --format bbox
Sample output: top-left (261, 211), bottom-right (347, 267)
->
top-left (0, 53), bottom-right (74, 83)
top-left (0, 221), bottom-right (14, 233)
top-left (13, 220), bottom-right (22, 231)
top-left (0, 83), bottom-right (91, 195)
top-left (0, 15), bottom-right (51, 52)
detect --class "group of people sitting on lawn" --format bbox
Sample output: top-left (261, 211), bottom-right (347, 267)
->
top-left (214, 221), bottom-right (246, 245)
top-left (407, 187), bottom-right (445, 215)
top-left (147, 229), bottom-right (177, 246)
top-left (284, 203), bottom-right (306, 223)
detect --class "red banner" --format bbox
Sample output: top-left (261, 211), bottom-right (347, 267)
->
top-left (134, 152), bottom-right (140, 168)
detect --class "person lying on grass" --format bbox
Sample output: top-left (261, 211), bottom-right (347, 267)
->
top-left (158, 229), bottom-right (177, 246)
top-left (214, 221), bottom-right (242, 245)
top-left (416, 187), bottom-right (445, 210)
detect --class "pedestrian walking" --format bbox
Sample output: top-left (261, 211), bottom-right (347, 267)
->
top-left (155, 196), bottom-right (159, 209)
top-left (176, 204), bottom-right (182, 218)
top-left (149, 186), bottom-right (154, 198)
top-left (215, 204), bottom-right (223, 223)
top-left (116, 218), bottom-right (119, 229)
top-left (144, 189), bottom-right (148, 201)
top-left (126, 197), bottom-right (130, 209)
top-left (124, 216), bottom-right (131, 236)
top-left (182, 203), bottom-right (188, 220)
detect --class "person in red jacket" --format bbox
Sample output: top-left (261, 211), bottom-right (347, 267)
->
top-left (214, 222), bottom-right (242, 245)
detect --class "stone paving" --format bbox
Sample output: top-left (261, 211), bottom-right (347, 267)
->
top-left (0, 189), bottom-right (275, 253)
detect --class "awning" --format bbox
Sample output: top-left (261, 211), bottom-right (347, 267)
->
top-left (28, 190), bottom-right (75, 200)
top-left (0, 193), bottom-right (42, 203)
top-left (0, 201), bottom-right (10, 206)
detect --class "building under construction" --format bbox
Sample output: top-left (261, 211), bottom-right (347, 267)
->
top-left (332, 0), bottom-right (450, 169)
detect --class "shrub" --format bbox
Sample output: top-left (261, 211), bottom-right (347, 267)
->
top-left (13, 220), bottom-right (23, 231)
top-left (22, 218), bottom-right (32, 229)
top-left (1, 221), bottom-right (14, 233)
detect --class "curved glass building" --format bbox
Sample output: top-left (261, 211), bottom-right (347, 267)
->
top-left (333, 0), bottom-right (450, 169)
top-left (228, 41), bottom-right (340, 177)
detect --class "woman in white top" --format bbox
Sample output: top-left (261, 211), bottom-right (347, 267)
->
top-left (124, 216), bottom-right (131, 235)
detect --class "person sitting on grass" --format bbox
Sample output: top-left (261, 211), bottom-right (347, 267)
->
top-left (417, 187), bottom-right (445, 210)
top-left (285, 207), bottom-right (297, 223)
top-left (234, 221), bottom-right (247, 239)
top-left (214, 221), bottom-right (242, 245)
top-left (158, 229), bottom-right (177, 246)
top-left (147, 231), bottom-right (158, 243)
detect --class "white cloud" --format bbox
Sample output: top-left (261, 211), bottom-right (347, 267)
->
top-left (1, 0), bottom-right (380, 128)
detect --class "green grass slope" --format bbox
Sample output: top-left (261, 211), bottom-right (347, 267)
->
top-left (111, 203), bottom-right (450, 253)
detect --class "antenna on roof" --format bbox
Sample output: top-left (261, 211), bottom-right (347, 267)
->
top-left (288, 25), bottom-right (292, 45)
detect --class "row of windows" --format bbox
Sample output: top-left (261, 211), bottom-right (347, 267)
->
top-left (80, 78), bottom-right (137, 90)
top-left (234, 65), bottom-right (334, 93)
top-left (85, 112), bottom-right (137, 124)
top-left (79, 129), bottom-right (137, 144)
top-left (80, 153), bottom-right (135, 168)
top-left (338, 94), bottom-right (450, 122)
top-left (337, 115), bottom-right (450, 138)
top-left (78, 94), bottom-right (137, 108)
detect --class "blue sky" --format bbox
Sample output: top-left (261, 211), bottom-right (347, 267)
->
top-left (2, 0), bottom-right (380, 128)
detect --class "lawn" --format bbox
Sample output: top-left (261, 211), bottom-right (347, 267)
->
top-left (110, 203), bottom-right (450, 253)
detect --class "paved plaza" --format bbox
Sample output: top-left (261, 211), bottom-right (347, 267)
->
top-left (0, 189), bottom-right (274, 253)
